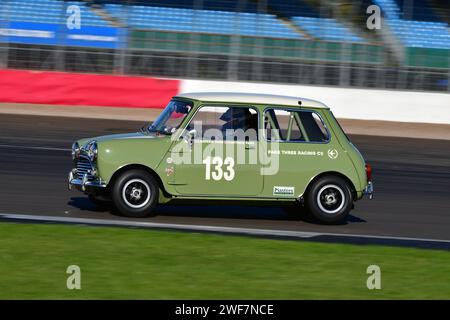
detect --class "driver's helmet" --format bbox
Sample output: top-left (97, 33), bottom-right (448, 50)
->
top-left (220, 108), bottom-right (251, 131)
top-left (171, 102), bottom-right (191, 119)
top-left (175, 103), bottom-right (190, 114)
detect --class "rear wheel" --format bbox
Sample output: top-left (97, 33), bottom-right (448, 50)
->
top-left (306, 176), bottom-right (353, 224)
top-left (112, 169), bottom-right (159, 218)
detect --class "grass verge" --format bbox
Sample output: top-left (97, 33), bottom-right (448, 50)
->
top-left (0, 222), bottom-right (449, 299)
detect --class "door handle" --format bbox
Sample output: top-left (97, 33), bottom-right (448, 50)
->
top-left (245, 144), bottom-right (256, 150)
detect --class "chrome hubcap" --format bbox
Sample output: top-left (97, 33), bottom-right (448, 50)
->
top-left (122, 179), bottom-right (151, 209)
top-left (324, 194), bottom-right (337, 205)
top-left (130, 187), bottom-right (142, 200)
top-left (317, 184), bottom-right (345, 215)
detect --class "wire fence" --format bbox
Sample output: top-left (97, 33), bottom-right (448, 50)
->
top-left (1, 43), bottom-right (448, 92)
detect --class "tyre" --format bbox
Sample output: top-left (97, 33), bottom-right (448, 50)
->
top-left (306, 176), bottom-right (353, 224)
top-left (112, 169), bottom-right (159, 218)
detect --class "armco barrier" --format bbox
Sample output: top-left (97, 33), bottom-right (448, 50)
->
top-left (0, 69), bottom-right (179, 108)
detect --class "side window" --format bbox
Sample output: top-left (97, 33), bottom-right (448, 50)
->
top-left (264, 108), bottom-right (329, 143)
top-left (264, 109), bottom-right (305, 142)
top-left (297, 111), bottom-right (329, 142)
top-left (186, 106), bottom-right (258, 141)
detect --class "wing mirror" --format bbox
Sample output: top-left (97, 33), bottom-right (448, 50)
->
top-left (180, 129), bottom-right (197, 146)
top-left (188, 129), bottom-right (197, 138)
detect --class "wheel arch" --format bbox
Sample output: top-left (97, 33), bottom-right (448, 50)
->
top-left (303, 171), bottom-right (356, 201)
top-left (108, 164), bottom-right (171, 198)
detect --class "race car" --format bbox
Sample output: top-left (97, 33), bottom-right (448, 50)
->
top-left (68, 92), bottom-right (373, 224)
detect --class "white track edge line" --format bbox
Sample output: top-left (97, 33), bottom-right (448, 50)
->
top-left (1, 213), bottom-right (450, 244)
top-left (0, 213), bottom-right (320, 238)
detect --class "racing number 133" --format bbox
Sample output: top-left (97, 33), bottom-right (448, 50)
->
top-left (203, 156), bottom-right (235, 181)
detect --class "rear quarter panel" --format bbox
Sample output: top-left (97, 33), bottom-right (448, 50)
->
top-left (260, 108), bottom-right (365, 199)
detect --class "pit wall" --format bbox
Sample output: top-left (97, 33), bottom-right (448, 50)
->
top-left (0, 69), bottom-right (448, 124)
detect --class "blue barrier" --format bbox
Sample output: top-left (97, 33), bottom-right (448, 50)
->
top-left (0, 21), bottom-right (123, 49)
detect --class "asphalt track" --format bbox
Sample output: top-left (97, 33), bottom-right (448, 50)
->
top-left (0, 114), bottom-right (449, 246)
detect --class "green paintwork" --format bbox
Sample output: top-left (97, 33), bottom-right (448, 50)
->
top-left (76, 97), bottom-right (368, 204)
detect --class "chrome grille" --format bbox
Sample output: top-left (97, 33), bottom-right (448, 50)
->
top-left (75, 156), bottom-right (94, 180)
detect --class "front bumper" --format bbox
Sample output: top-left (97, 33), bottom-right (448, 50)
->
top-left (68, 170), bottom-right (106, 192)
top-left (363, 181), bottom-right (374, 199)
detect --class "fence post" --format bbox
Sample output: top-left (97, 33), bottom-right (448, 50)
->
top-left (448, 51), bottom-right (450, 92)
top-left (339, 42), bottom-right (351, 86)
top-left (227, 0), bottom-right (247, 81)
top-left (0, 1), bottom-right (10, 69)
top-left (113, 4), bottom-right (128, 75)
top-left (54, 1), bottom-right (67, 71)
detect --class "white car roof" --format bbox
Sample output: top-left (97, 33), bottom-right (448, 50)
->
top-left (175, 92), bottom-right (329, 109)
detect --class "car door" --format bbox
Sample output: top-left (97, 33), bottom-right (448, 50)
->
top-left (263, 108), bottom-right (332, 198)
top-left (170, 105), bottom-right (263, 197)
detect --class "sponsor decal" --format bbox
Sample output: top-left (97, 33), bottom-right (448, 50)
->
top-left (165, 167), bottom-right (174, 177)
top-left (166, 157), bottom-right (173, 164)
top-left (0, 28), bottom-right (54, 38)
top-left (273, 186), bottom-right (295, 196)
top-left (66, 34), bottom-right (118, 42)
top-left (268, 149), bottom-right (324, 157)
top-left (328, 149), bottom-right (339, 159)
top-left (0, 22), bottom-right (122, 49)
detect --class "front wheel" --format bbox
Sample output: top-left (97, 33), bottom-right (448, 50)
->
top-left (112, 169), bottom-right (159, 218)
top-left (306, 176), bottom-right (353, 224)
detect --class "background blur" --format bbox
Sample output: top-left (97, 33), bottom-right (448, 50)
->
top-left (0, 0), bottom-right (449, 92)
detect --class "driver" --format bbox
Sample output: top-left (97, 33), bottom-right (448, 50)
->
top-left (220, 108), bottom-right (252, 136)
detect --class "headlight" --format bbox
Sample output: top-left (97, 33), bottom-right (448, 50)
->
top-left (71, 142), bottom-right (80, 160)
top-left (86, 141), bottom-right (98, 162)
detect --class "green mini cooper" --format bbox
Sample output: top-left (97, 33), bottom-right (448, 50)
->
top-left (68, 92), bottom-right (373, 224)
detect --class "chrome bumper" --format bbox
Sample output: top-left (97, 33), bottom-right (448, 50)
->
top-left (364, 181), bottom-right (374, 199)
top-left (68, 170), bottom-right (106, 192)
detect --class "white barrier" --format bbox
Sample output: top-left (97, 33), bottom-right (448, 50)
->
top-left (180, 80), bottom-right (450, 124)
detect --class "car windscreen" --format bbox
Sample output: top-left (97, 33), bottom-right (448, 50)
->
top-left (148, 99), bottom-right (193, 135)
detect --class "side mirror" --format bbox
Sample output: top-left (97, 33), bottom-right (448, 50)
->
top-left (180, 129), bottom-right (197, 144)
top-left (188, 129), bottom-right (197, 139)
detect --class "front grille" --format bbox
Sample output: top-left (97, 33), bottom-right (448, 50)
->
top-left (75, 156), bottom-right (94, 180)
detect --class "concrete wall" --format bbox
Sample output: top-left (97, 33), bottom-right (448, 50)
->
top-left (180, 80), bottom-right (450, 124)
